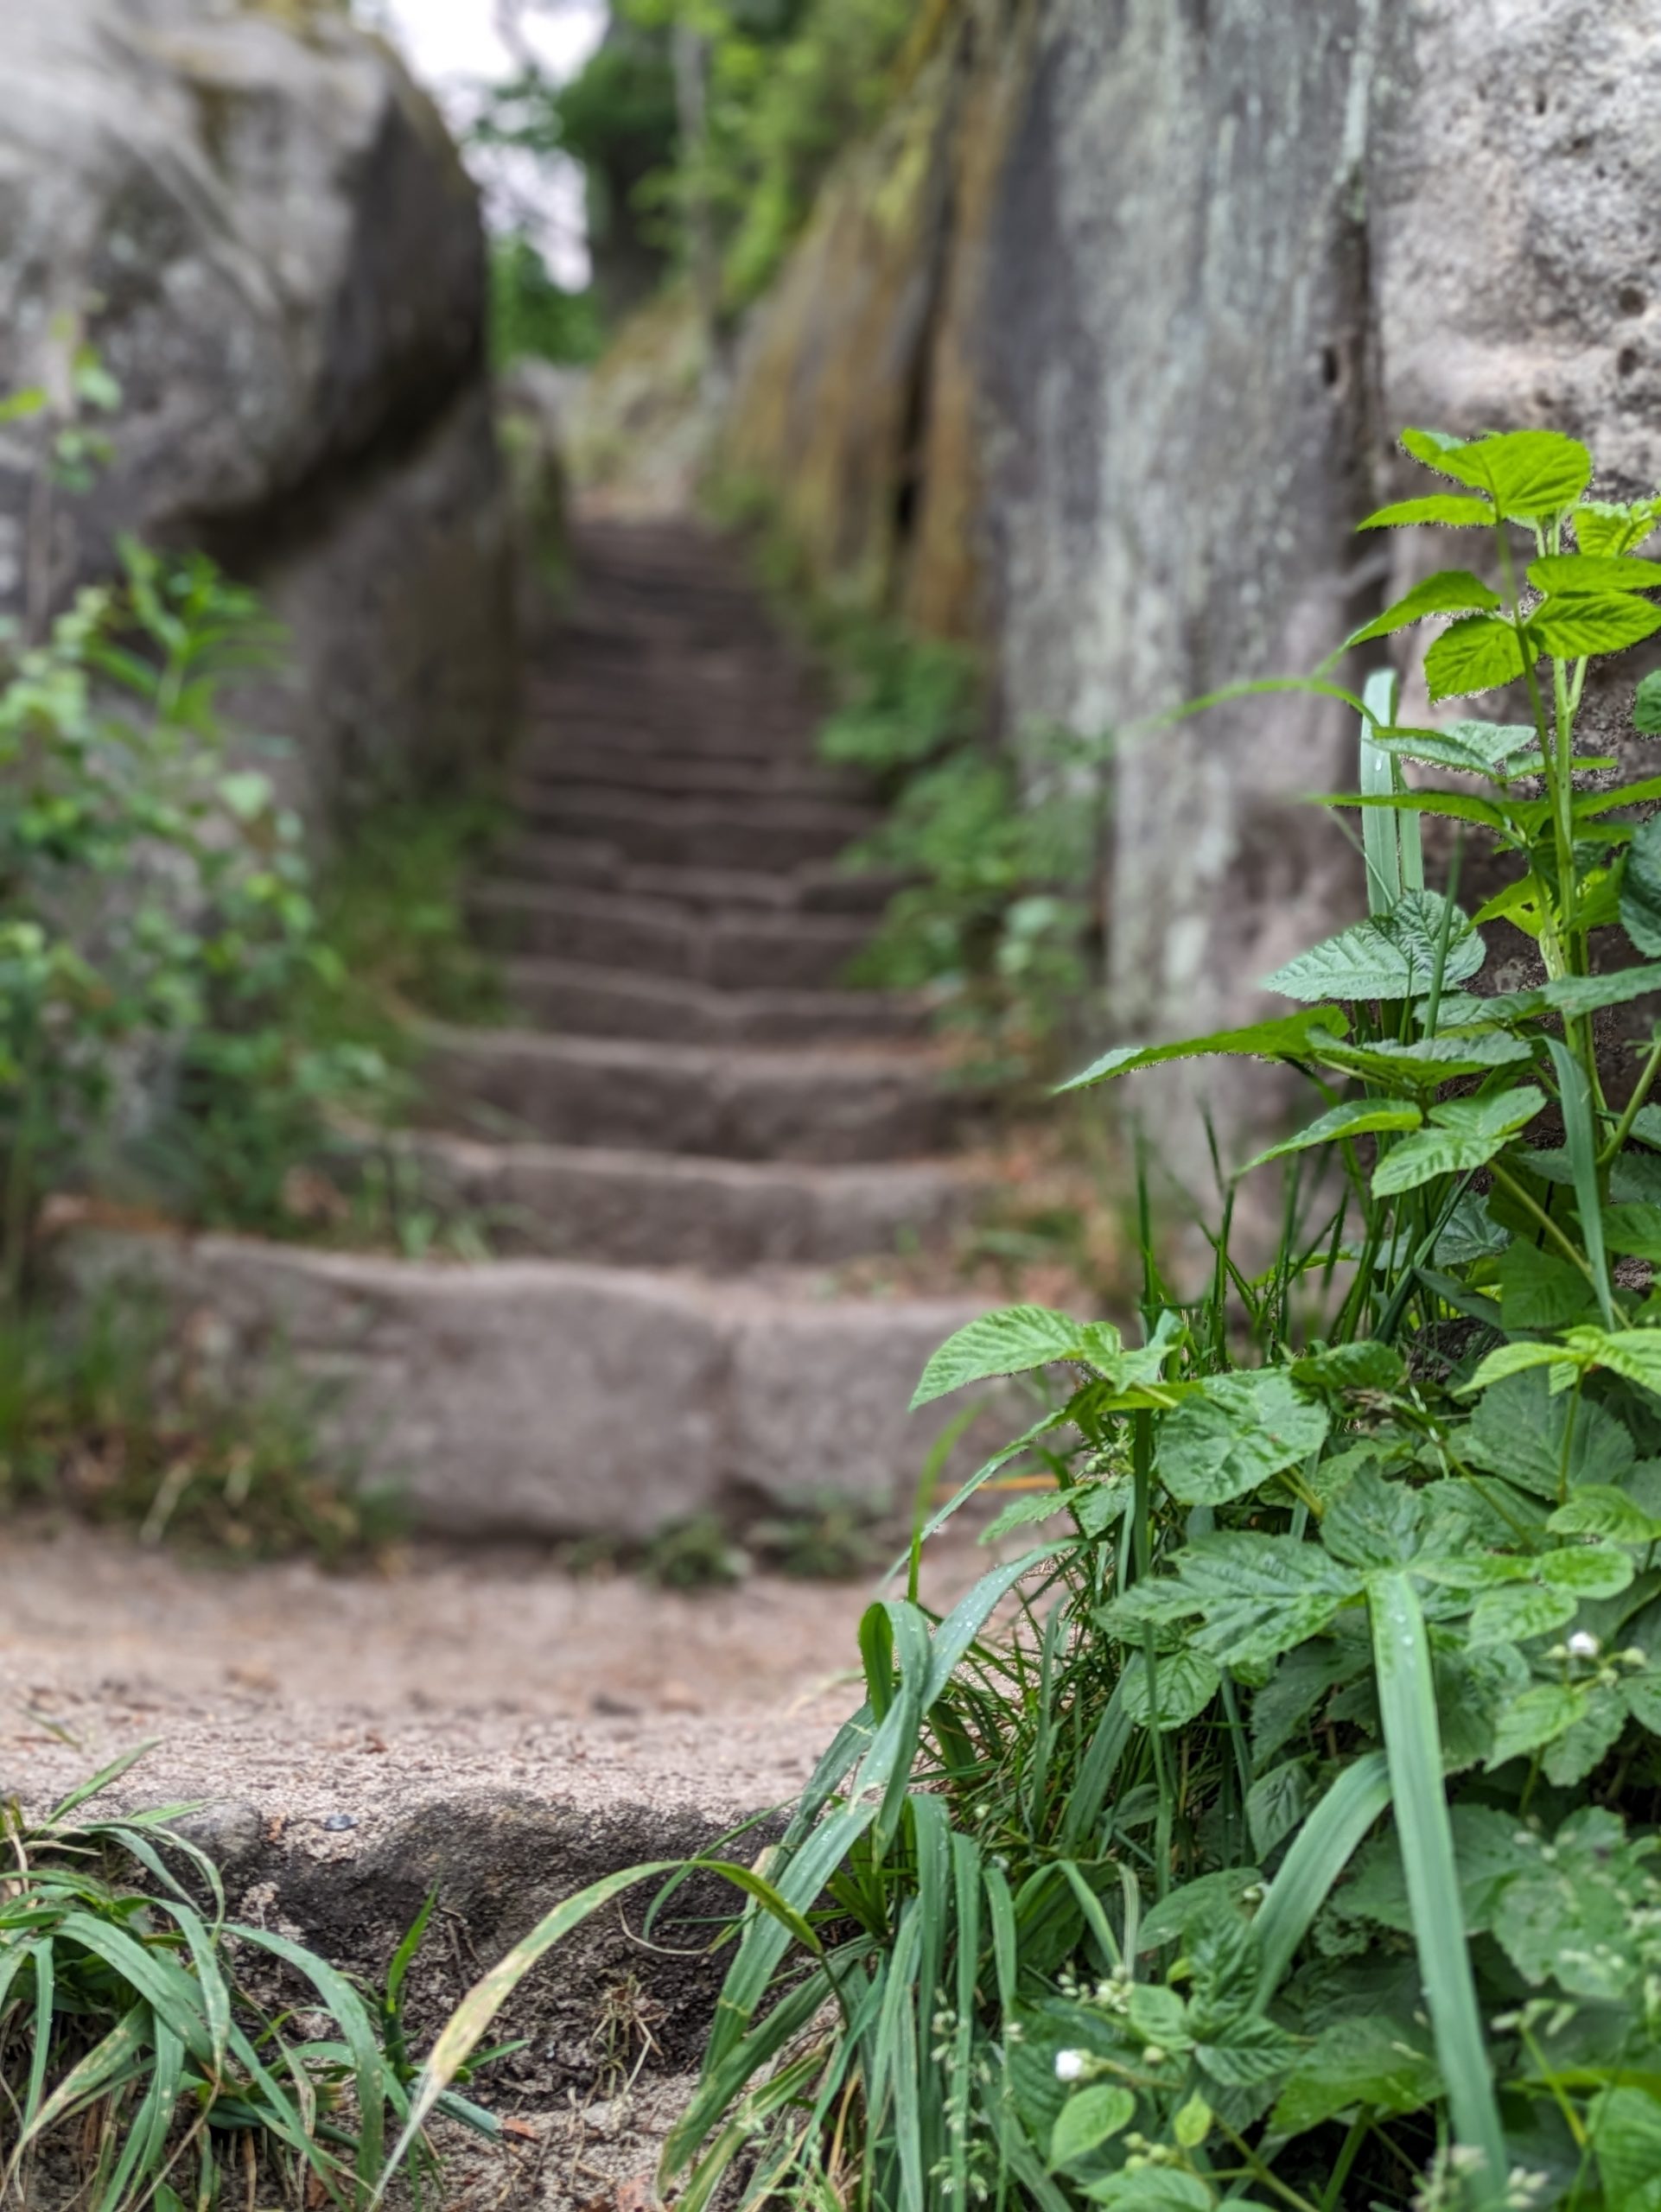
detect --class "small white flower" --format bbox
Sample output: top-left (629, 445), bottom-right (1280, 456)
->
top-left (1568, 1630), bottom-right (1602, 1660)
top-left (1053, 2049), bottom-right (1088, 2082)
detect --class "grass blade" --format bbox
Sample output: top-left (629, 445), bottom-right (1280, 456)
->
top-left (1253, 1751), bottom-right (1389, 2004)
top-left (1369, 1570), bottom-right (1507, 2207)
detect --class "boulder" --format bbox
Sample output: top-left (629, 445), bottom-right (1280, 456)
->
top-left (728, 0), bottom-right (1661, 1171)
top-left (0, 0), bottom-right (515, 817)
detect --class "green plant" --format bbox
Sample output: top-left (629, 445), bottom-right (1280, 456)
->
top-left (817, 619), bottom-right (1103, 1077)
top-left (392, 426), bottom-right (1661, 2211)
top-left (0, 1297), bottom-right (400, 1562)
top-left (487, 234), bottom-right (605, 368)
top-left (0, 1750), bottom-right (496, 2211)
top-left (0, 534), bottom-right (388, 1254)
top-left (750, 1495), bottom-right (888, 1580)
top-left (641, 1510), bottom-right (749, 1590)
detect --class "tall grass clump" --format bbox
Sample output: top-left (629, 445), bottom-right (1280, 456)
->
top-left (0, 1751), bottom-right (498, 2211)
top-left (398, 428), bottom-right (1661, 2209)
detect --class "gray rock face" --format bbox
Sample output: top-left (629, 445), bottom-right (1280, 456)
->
top-left (977, 0), bottom-right (1384, 1168)
top-left (0, 0), bottom-right (514, 814)
top-left (735, 0), bottom-right (1661, 1174)
top-left (976, 0), bottom-right (1661, 1166)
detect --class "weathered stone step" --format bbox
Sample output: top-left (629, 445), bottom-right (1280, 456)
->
top-left (420, 1025), bottom-right (969, 1163)
top-left (409, 1133), bottom-right (981, 1269)
top-left (502, 957), bottom-right (930, 1046)
top-left (514, 744), bottom-right (864, 801)
top-left (58, 1225), bottom-right (996, 1536)
top-left (494, 840), bottom-right (898, 918)
top-left (525, 690), bottom-right (816, 757)
top-left (514, 788), bottom-right (877, 870)
top-left (470, 882), bottom-right (869, 988)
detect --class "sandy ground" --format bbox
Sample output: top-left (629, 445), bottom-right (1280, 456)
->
top-left (0, 1518), bottom-right (1000, 1821)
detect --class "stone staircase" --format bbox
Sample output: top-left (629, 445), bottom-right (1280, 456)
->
top-left (64, 521), bottom-right (996, 1541)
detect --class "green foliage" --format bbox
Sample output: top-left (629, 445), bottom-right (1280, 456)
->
top-left (487, 234), bottom-right (604, 367)
top-left (0, 538), bottom-right (385, 1257)
top-left (0, 1751), bottom-right (498, 2210)
top-left (0, 1299), bottom-right (399, 1562)
top-left (401, 423), bottom-right (1661, 2212)
top-left (477, 0), bottom-right (920, 322)
top-left (814, 614), bottom-right (1101, 1076)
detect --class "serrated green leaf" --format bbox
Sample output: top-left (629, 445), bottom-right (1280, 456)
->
top-left (1195, 2012), bottom-right (1301, 2088)
top-left (1346, 570), bottom-right (1501, 648)
top-left (1492, 1806), bottom-right (1640, 1994)
top-left (1577, 499), bottom-right (1661, 556)
top-left (1155, 1371), bottom-right (1329, 1507)
top-left (1242, 1098), bottom-right (1422, 1173)
top-left (1538, 1541), bottom-right (1634, 1597)
top-left (1125, 1982), bottom-right (1191, 2049)
top-left (1547, 1485), bottom-right (1661, 1542)
top-left (1467, 1580), bottom-right (1578, 1646)
top-left (1173, 1534), bottom-right (1363, 1673)
top-left (1424, 613), bottom-right (1532, 702)
top-left (1121, 1645), bottom-right (1220, 1731)
top-left (1574, 1325), bottom-right (1661, 1400)
top-left (1269, 2016), bottom-right (1441, 2137)
top-left (1082, 2170), bottom-right (1213, 2210)
top-left (1371, 1083), bottom-right (1544, 1195)
top-left (1431, 427), bottom-right (1593, 519)
top-left (1528, 552), bottom-right (1661, 596)
top-left (1623, 816), bottom-right (1661, 956)
top-left (1060, 1006), bottom-right (1349, 1091)
top-left (1605, 1202), bottom-right (1661, 1261)
top-left (1289, 1340), bottom-right (1405, 1394)
top-left (1486, 1681), bottom-right (1584, 1768)
top-left (1244, 1761), bottom-right (1312, 1860)
top-left (1263, 891), bottom-right (1483, 1003)
top-left (912, 1306), bottom-right (1089, 1408)
top-left (1492, 1239), bottom-right (1596, 1330)
top-left (1636, 671), bottom-right (1661, 735)
top-left (1531, 590), bottom-right (1661, 658)
top-left (1463, 1339), bottom-right (1584, 1393)
top-left (1588, 2086), bottom-right (1661, 2208)
top-left (1358, 495), bottom-right (1497, 531)
top-left (1476, 963), bottom-right (1661, 1023)
top-left (1311, 1030), bottom-right (1534, 1089)
top-left (1051, 2083), bottom-right (1136, 2169)
top-left (1323, 1465), bottom-right (1424, 1569)
top-left (1369, 719), bottom-right (1535, 777)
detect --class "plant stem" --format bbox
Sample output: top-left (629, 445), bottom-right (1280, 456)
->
top-left (1488, 1165), bottom-right (1602, 1291)
top-left (1600, 1035), bottom-right (1661, 1164)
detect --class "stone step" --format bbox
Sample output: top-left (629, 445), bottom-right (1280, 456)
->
top-left (501, 957), bottom-right (930, 1046)
top-left (513, 788), bottom-right (876, 870)
top-left (514, 744), bottom-right (864, 802)
top-left (469, 882), bottom-right (869, 988)
top-left (420, 1025), bottom-right (970, 1163)
top-left (409, 1133), bottom-right (982, 1269)
top-left (57, 1225), bottom-right (998, 1537)
top-left (525, 691), bottom-right (817, 758)
top-left (495, 840), bottom-right (899, 918)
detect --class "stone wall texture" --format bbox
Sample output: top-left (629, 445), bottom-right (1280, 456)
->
top-left (0, 0), bottom-right (515, 817)
top-left (726, 0), bottom-right (1661, 1163)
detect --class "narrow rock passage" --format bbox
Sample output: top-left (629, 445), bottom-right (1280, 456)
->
top-left (420, 518), bottom-right (982, 1272)
top-left (60, 518), bottom-right (998, 1543)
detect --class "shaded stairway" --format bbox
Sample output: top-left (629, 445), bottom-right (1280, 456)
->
top-left (416, 519), bottom-right (985, 1276)
top-left (66, 521), bottom-right (997, 1544)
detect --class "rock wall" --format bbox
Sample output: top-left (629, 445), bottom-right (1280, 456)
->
top-left (725, 0), bottom-right (1661, 1165)
top-left (0, 0), bottom-right (515, 818)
